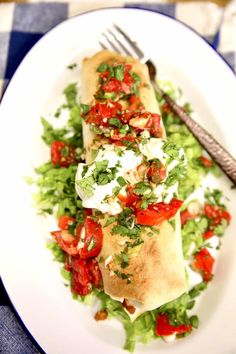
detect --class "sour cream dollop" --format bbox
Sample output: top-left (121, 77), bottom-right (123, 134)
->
top-left (75, 145), bottom-right (142, 215)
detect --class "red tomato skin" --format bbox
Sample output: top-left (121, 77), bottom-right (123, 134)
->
top-left (71, 258), bottom-right (92, 296)
top-left (199, 156), bottom-right (213, 168)
top-left (192, 248), bottom-right (215, 282)
top-left (147, 161), bottom-right (166, 182)
top-left (58, 215), bottom-right (76, 230)
top-left (145, 113), bottom-right (161, 137)
top-left (85, 101), bottom-right (122, 127)
top-left (50, 141), bottom-right (76, 167)
top-left (50, 230), bottom-right (79, 256)
top-left (204, 204), bottom-right (231, 225)
top-left (203, 230), bottom-right (214, 240)
top-left (156, 314), bottom-right (192, 336)
top-left (79, 217), bottom-right (103, 258)
top-left (128, 95), bottom-right (144, 111)
top-left (101, 64), bottom-right (135, 95)
top-left (87, 258), bottom-right (103, 288)
top-left (180, 210), bottom-right (196, 225)
top-left (136, 199), bottom-right (183, 226)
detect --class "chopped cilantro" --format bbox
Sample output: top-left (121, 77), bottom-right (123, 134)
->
top-left (114, 270), bottom-right (132, 284)
top-left (80, 103), bottom-right (90, 115)
top-left (67, 63), bottom-right (77, 70)
top-left (115, 65), bottom-right (124, 81)
top-left (117, 176), bottom-right (127, 187)
top-left (76, 176), bottom-right (95, 197)
top-left (112, 186), bottom-right (121, 196)
top-left (133, 182), bottom-right (151, 195)
top-left (97, 63), bottom-right (108, 73)
top-left (87, 238), bottom-right (96, 251)
top-left (81, 165), bottom-right (89, 178)
top-left (104, 216), bottom-right (116, 227)
top-left (109, 118), bottom-right (122, 129)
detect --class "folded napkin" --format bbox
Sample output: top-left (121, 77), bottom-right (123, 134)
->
top-left (0, 1), bottom-right (235, 353)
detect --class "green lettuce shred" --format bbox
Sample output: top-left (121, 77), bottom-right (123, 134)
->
top-left (36, 81), bottom-right (229, 352)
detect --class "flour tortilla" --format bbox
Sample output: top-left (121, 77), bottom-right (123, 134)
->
top-left (81, 50), bottom-right (186, 316)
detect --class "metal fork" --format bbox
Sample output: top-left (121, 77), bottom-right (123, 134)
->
top-left (99, 24), bottom-right (236, 185)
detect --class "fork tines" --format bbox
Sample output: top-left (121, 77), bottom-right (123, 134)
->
top-left (99, 24), bottom-right (146, 63)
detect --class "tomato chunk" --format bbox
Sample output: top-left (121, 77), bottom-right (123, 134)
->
top-left (147, 161), bottom-right (166, 184)
top-left (58, 215), bottom-right (76, 230)
top-left (199, 156), bottom-right (213, 168)
top-left (192, 248), bottom-right (215, 282)
top-left (87, 258), bottom-right (103, 288)
top-left (50, 230), bottom-right (79, 256)
top-left (145, 113), bottom-right (162, 137)
top-left (136, 199), bottom-right (183, 226)
top-left (180, 210), bottom-right (196, 225)
top-left (204, 204), bottom-right (231, 226)
top-left (156, 314), bottom-right (192, 336)
top-left (128, 95), bottom-right (144, 111)
top-left (79, 217), bottom-right (103, 258)
top-left (203, 230), bottom-right (214, 240)
top-left (84, 101), bottom-right (122, 127)
top-left (51, 141), bottom-right (76, 167)
top-left (71, 258), bottom-right (91, 296)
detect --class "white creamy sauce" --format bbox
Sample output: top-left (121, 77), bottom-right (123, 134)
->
top-left (75, 145), bottom-right (142, 215)
top-left (76, 138), bottom-right (186, 213)
top-left (140, 138), bottom-right (184, 203)
top-left (185, 264), bottom-right (203, 289)
top-left (139, 138), bottom-right (167, 163)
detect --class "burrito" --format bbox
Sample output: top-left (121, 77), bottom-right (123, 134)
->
top-left (75, 50), bottom-right (187, 317)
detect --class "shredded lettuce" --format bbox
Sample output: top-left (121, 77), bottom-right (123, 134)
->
top-left (35, 81), bottom-right (230, 353)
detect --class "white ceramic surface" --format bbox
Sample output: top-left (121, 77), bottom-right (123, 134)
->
top-left (0, 8), bottom-right (236, 354)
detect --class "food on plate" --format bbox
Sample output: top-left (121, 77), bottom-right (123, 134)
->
top-left (76, 51), bottom-right (186, 315)
top-left (33, 50), bottom-right (231, 351)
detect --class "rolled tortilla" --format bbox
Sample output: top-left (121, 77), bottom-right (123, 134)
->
top-left (81, 50), bottom-right (186, 316)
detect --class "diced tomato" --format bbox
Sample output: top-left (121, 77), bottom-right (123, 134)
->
top-left (204, 204), bottom-right (231, 226)
top-left (102, 78), bottom-right (121, 93)
top-left (118, 185), bottom-right (140, 208)
top-left (161, 102), bottom-right (172, 115)
top-left (128, 95), bottom-right (144, 111)
top-left (58, 215), bottom-right (76, 231)
top-left (84, 101), bottom-right (122, 127)
top-left (101, 64), bottom-right (135, 95)
top-left (79, 217), bottom-right (103, 258)
top-left (109, 133), bottom-right (136, 146)
top-left (50, 230), bottom-right (79, 256)
top-left (199, 156), bottom-right (213, 168)
top-left (145, 113), bottom-right (162, 137)
top-left (83, 208), bottom-right (93, 217)
top-left (87, 258), bottom-right (103, 288)
top-left (50, 141), bottom-right (76, 167)
top-left (192, 248), bottom-right (215, 282)
top-left (180, 210), bottom-right (196, 225)
top-left (71, 258), bottom-right (91, 296)
top-left (156, 314), bottom-right (192, 336)
top-left (147, 161), bottom-right (166, 183)
top-left (203, 230), bottom-right (214, 240)
top-left (136, 199), bottom-right (183, 226)
top-left (69, 256), bottom-right (103, 294)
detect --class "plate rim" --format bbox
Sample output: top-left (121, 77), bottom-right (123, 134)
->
top-left (0, 6), bottom-right (235, 354)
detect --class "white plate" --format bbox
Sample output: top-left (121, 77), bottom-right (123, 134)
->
top-left (0, 8), bottom-right (236, 354)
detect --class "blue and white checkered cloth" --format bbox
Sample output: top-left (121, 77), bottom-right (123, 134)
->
top-left (0, 1), bottom-right (235, 352)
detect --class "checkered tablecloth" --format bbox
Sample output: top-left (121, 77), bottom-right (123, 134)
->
top-left (0, 1), bottom-right (235, 353)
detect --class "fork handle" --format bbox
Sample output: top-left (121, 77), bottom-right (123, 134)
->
top-left (158, 87), bottom-right (236, 185)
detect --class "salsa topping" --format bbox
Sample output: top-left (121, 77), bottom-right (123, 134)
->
top-left (192, 248), bottom-right (215, 282)
top-left (156, 314), bottom-right (192, 336)
top-left (50, 141), bottom-right (77, 167)
top-left (96, 63), bottom-right (141, 99)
